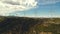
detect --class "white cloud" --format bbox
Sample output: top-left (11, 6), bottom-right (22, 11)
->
top-left (0, 0), bottom-right (38, 16)
top-left (0, 0), bottom-right (60, 17)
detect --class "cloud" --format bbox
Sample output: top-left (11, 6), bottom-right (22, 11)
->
top-left (0, 0), bottom-right (38, 16)
top-left (0, 0), bottom-right (60, 17)
top-left (38, 0), bottom-right (60, 5)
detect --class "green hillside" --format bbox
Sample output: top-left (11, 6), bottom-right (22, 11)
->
top-left (0, 16), bottom-right (60, 34)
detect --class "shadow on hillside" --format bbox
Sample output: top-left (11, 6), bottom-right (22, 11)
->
top-left (0, 17), bottom-right (43, 34)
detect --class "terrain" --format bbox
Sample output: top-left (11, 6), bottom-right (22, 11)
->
top-left (0, 16), bottom-right (60, 34)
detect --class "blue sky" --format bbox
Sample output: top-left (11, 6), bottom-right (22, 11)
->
top-left (0, 0), bottom-right (60, 18)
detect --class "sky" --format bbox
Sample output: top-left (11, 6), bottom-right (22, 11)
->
top-left (0, 0), bottom-right (60, 18)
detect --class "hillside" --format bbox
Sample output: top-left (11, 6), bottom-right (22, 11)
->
top-left (0, 16), bottom-right (60, 34)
